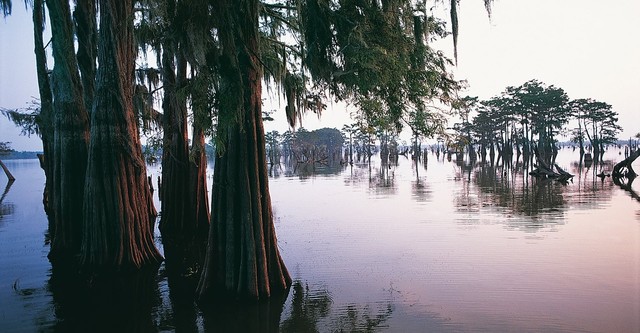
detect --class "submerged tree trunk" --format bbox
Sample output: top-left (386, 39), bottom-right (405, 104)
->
top-left (46, 0), bottom-right (90, 261)
top-left (0, 159), bottom-right (15, 181)
top-left (197, 0), bottom-right (291, 300)
top-left (81, 0), bottom-right (162, 269)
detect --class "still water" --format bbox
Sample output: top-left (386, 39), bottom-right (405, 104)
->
top-left (0, 149), bottom-right (638, 332)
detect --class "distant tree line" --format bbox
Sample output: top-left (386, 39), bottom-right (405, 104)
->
top-left (266, 128), bottom-right (344, 166)
top-left (450, 79), bottom-right (622, 164)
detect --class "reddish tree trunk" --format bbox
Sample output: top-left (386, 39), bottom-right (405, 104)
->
top-left (81, 0), bottom-right (162, 269)
top-left (197, 0), bottom-right (291, 300)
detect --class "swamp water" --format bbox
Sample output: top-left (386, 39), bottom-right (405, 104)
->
top-left (0, 149), bottom-right (638, 332)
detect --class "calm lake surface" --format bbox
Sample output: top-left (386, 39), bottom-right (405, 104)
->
top-left (0, 149), bottom-right (638, 332)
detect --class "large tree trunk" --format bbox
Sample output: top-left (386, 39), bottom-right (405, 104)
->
top-left (165, 126), bottom-right (211, 276)
top-left (46, 0), bottom-right (90, 262)
top-left (157, 0), bottom-right (210, 276)
top-left (197, 0), bottom-right (291, 300)
top-left (32, 0), bottom-right (55, 217)
top-left (159, 42), bottom-right (207, 275)
top-left (81, 0), bottom-right (162, 269)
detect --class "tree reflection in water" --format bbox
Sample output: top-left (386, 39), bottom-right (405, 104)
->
top-left (612, 167), bottom-right (640, 202)
top-left (46, 267), bottom-right (161, 332)
top-left (201, 293), bottom-right (287, 332)
top-left (158, 264), bottom-right (200, 332)
top-left (0, 179), bottom-right (15, 222)
top-left (8, 151), bottom-right (636, 332)
top-left (202, 279), bottom-right (392, 333)
top-left (280, 280), bottom-right (393, 333)
top-left (279, 157), bottom-right (345, 180)
top-left (280, 281), bottom-right (331, 332)
top-left (450, 154), bottom-right (619, 230)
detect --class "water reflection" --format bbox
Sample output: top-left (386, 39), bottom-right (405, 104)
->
top-left (200, 293), bottom-right (286, 332)
top-left (0, 179), bottom-right (15, 222)
top-left (173, 277), bottom-right (391, 333)
top-left (448, 156), bottom-right (619, 221)
top-left (280, 280), bottom-right (393, 333)
top-left (155, 265), bottom-right (201, 332)
top-left (46, 268), bottom-right (161, 332)
top-left (271, 158), bottom-right (346, 180)
top-left (614, 176), bottom-right (640, 202)
top-left (2, 155), bottom-right (639, 333)
top-left (475, 162), bottom-right (566, 217)
top-left (280, 281), bottom-right (332, 332)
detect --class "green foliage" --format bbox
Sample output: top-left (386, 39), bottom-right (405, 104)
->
top-left (129, 0), bottom-right (482, 153)
top-left (294, 127), bottom-right (344, 151)
top-left (133, 83), bottom-right (163, 134)
top-left (300, 0), bottom-right (465, 143)
top-left (142, 135), bottom-right (163, 162)
top-left (570, 98), bottom-right (621, 146)
top-left (1, 100), bottom-right (43, 138)
top-left (265, 130), bottom-right (280, 145)
top-left (4, 0), bottom-right (496, 161)
top-left (510, 80), bottom-right (570, 138)
top-left (466, 79), bottom-right (621, 156)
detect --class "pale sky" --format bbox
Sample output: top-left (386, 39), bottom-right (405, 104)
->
top-left (1, 0), bottom-right (639, 151)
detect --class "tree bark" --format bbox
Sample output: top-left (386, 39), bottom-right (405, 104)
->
top-left (81, 0), bottom-right (162, 269)
top-left (73, 0), bottom-right (97, 114)
top-left (197, 0), bottom-right (291, 300)
top-left (159, 37), bottom-right (209, 275)
top-left (159, 46), bottom-right (190, 237)
top-left (32, 0), bottom-right (55, 217)
top-left (165, 126), bottom-right (211, 276)
top-left (46, 0), bottom-right (90, 261)
top-left (188, 126), bottom-right (210, 250)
